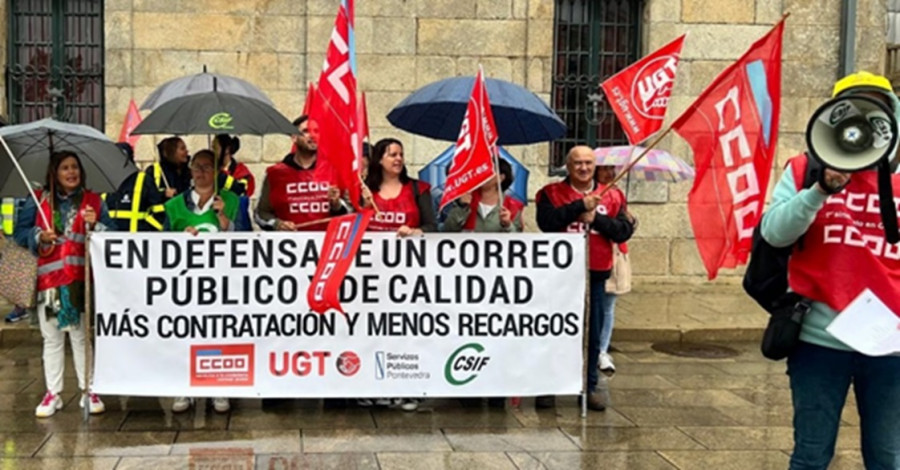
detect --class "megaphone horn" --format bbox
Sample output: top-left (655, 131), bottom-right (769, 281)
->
top-left (806, 95), bottom-right (898, 172)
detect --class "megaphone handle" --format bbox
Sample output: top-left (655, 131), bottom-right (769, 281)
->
top-left (878, 159), bottom-right (900, 244)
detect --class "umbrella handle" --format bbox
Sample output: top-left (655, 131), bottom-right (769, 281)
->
top-left (0, 135), bottom-right (52, 229)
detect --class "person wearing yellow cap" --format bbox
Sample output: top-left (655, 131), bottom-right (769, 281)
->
top-left (759, 71), bottom-right (900, 469)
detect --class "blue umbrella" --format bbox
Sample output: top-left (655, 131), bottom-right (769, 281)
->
top-left (388, 76), bottom-right (566, 145)
top-left (418, 145), bottom-right (530, 215)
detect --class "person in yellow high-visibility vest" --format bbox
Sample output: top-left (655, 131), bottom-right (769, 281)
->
top-left (103, 143), bottom-right (167, 232)
top-left (2, 197), bottom-right (29, 324)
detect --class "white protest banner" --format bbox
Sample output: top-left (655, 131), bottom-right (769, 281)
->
top-left (90, 232), bottom-right (586, 398)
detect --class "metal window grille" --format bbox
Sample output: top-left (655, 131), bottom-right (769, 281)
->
top-left (7, 0), bottom-right (105, 130)
top-left (550, 0), bottom-right (643, 171)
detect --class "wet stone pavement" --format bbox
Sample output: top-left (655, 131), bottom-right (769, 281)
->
top-left (0, 340), bottom-right (865, 470)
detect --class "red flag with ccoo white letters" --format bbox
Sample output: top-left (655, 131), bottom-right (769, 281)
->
top-left (672, 20), bottom-right (784, 279)
top-left (307, 211), bottom-right (373, 315)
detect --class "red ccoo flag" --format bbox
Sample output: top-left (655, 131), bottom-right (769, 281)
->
top-left (600, 35), bottom-right (685, 145)
top-left (117, 99), bottom-right (142, 148)
top-left (672, 19), bottom-right (784, 279)
top-left (307, 211), bottom-right (373, 315)
top-left (310, 0), bottom-right (362, 210)
top-left (439, 67), bottom-right (498, 210)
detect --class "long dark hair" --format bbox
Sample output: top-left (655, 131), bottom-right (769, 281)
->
top-left (214, 134), bottom-right (240, 156)
top-left (365, 138), bottom-right (409, 192)
top-left (157, 136), bottom-right (184, 163)
top-left (46, 150), bottom-right (86, 194)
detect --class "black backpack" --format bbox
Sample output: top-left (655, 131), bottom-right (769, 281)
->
top-left (743, 154), bottom-right (822, 360)
top-left (743, 154), bottom-right (822, 312)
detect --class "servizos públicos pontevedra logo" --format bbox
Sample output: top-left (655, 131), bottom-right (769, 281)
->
top-left (444, 342), bottom-right (490, 386)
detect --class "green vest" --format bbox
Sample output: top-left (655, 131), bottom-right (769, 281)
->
top-left (165, 190), bottom-right (239, 233)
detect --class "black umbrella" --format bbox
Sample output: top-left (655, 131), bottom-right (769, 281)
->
top-left (140, 67), bottom-right (274, 111)
top-left (131, 91), bottom-right (298, 136)
top-left (387, 76), bottom-right (566, 145)
top-left (0, 118), bottom-right (137, 198)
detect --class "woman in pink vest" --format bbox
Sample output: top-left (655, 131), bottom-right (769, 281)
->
top-left (358, 137), bottom-right (436, 411)
top-left (13, 150), bottom-right (113, 418)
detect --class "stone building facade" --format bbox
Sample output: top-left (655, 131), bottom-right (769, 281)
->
top-left (0, 0), bottom-right (889, 284)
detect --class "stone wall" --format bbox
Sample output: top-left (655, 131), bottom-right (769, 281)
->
top-left (58, 0), bottom-right (886, 284)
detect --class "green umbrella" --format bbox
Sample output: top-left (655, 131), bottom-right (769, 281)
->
top-left (131, 91), bottom-right (298, 136)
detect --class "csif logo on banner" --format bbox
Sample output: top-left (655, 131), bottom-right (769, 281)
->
top-left (190, 344), bottom-right (255, 387)
top-left (444, 343), bottom-right (490, 386)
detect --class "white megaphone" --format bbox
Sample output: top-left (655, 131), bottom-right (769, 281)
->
top-left (806, 94), bottom-right (898, 171)
top-left (806, 93), bottom-right (900, 244)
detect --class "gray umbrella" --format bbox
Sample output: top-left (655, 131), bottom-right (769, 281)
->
top-left (140, 69), bottom-right (275, 111)
top-left (0, 118), bottom-right (138, 198)
top-left (131, 91), bottom-right (298, 136)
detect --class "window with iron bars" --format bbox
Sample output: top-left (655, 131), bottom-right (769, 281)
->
top-left (6, 0), bottom-right (105, 130)
top-left (550, 0), bottom-right (643, 172)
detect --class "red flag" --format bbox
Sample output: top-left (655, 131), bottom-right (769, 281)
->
top-left (672, 20), bottom-right (784, 279)
top-left (600, 35), bottom-right (685, 145)
top-left (310, 0), bottom-right (362, 209)
top-left (117, 99), bottom-right (142, 148)
top-left (357, 91), bottom-right (369, 168)
top-left (302, 82), bottom-right (317, 116)
top-left (439, 67), bottom-right (498, 210)
top-left (307, 211), bottom-right (373, 315)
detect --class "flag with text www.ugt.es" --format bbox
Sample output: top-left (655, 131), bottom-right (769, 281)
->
top-left (310, 0), bottom-right (363, 210)
top-left (307, 211), bottom-right (373, 315)
top-left (439, 67), bottom-right (498, 210)
top-left (672, 20), bottom-right (784, 279)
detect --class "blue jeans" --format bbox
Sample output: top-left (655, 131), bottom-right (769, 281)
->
top-left (600, 293), bottom-right (617, 353)
top-left (587, 271), bottom-right (610, 392)
top-left (787, 342), bottom-right (900, 470)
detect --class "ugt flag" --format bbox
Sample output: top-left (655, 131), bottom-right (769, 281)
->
top-left (601, 34), bottom-right (685, 145)
top-left (307, 211), bottom-right (373, 315)
top-left (439, 67), bottom-right (498, 210)
top-left (310, 0), bottom-right (362, 209)
top-left (672, 19), bottom-right (784, 279)
top-left (117, 99), bottom-right (142, 148)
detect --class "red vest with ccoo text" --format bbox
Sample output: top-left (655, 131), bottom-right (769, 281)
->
top-left (368, 181), bottom-right (429, 232)
top-left (537, 180), bottom-right (625, 271)
top-left (786, 154), bottom-right (900, 317)
top-left (35, 189), bottom-right (101, 291)
top-left (266, 162), bottom-right (332, 231)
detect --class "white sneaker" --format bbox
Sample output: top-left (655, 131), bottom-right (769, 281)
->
top-left (400, 399), bottom-right (420, 412)
top-left (374, 398), bottom-right (392, 407)
top-left (599, 352), bottom-right (616, 374)
top-left (79, 393), bottom-right (106, 414)
top-left (213, 397), bottom-right (230, 413)
top-left (172, 397), bottom-right (192, 413)
top-left (356, 399), bottom-right (374, 407)
top-left (35, 391), bottom-right (63, 418)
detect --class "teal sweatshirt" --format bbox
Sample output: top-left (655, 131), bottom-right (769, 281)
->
top-left (759, 168), bottom-right (852, 351)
